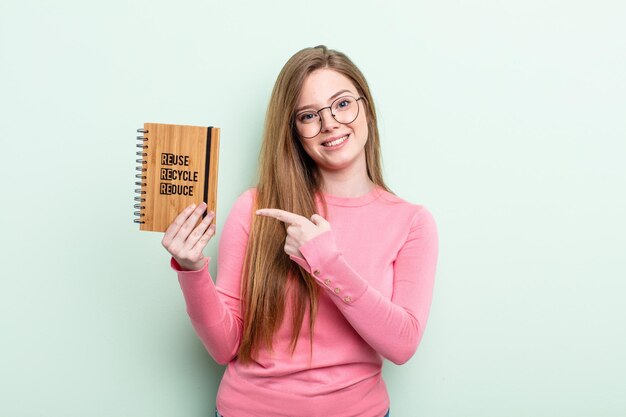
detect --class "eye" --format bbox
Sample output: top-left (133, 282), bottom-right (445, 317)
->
top-left (298, 112), bottom-right (318, 123)
top-left (334, 97), bottom-right (354, 111)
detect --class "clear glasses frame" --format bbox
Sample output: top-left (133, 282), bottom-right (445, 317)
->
top-left (293, 95), bottom-right (364, 139)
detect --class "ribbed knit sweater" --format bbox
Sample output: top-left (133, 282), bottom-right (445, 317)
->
top-left (171, 186), bottom-right (439, 417)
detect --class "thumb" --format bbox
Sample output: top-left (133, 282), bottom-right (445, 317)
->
top-left (310, 214), bottom-right (329, 228)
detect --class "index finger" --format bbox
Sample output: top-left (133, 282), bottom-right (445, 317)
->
top-left (161, 204), bottom-right (195, 248)
top-left (256, 208), bottom-right (307, 225)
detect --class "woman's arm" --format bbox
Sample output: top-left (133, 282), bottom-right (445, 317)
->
top-left (172, 190), bottom-right (253, 364)
top-left (292, 206), bottom-right (439, 364)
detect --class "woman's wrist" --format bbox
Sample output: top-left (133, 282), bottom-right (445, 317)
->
top-left (175, 257), bottom-right (206, 272)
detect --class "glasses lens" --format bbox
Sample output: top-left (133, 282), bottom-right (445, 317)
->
top-left (294, 96), bottom-right (360, 139)
top-left (295, 111), bottom-right (321, 138)
top-left (332, 96), bottom-right (359, 124)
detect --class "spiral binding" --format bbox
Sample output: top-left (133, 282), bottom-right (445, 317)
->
top-left (134, 128), bottom-right (148, 224)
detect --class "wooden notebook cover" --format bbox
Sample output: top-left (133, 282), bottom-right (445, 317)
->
top-left (137, 123), bottom-right (219, 232)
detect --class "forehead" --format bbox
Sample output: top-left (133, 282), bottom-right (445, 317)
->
top-left (297, 68), bottom-right (358, 105)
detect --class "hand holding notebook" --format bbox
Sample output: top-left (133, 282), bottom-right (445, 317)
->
top-left (161, 201), bottom-right (217, 271)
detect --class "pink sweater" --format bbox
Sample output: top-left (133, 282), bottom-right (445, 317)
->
top-left (172, 186), bottom-right (439, 417)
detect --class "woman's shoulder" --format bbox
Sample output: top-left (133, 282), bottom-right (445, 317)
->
top-left (220, 187), bottom-right (257, 231)
top-left (238, 187), bottom-right (257, 202)
top-left (376, 187), bottom-right (429, 211)
top-left (375, 187), bottom-right (436, 227)
top-left (229, 187), bottom-right (257, 214)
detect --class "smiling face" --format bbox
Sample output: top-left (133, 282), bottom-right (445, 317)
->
top-left (294, 68), bottom-right (369, 174)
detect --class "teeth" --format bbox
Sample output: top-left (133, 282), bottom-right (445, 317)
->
top-left (323, 135), bottom-right (348, 147)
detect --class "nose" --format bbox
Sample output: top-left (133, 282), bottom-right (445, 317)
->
top-left (319, 108), bottom-right (339, 133)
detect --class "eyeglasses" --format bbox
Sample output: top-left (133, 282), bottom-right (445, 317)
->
top-left (293, 95), bottom-right (364, 139)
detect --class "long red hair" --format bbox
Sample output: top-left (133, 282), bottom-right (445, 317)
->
top-left (238, 45), bottom-right (390, 363)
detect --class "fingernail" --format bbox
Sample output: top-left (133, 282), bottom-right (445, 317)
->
top-left (190, 204), bottom-right (196, 210)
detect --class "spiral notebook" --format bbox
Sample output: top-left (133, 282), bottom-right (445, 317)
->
top-left (134, 123), bottom-right (220, 232)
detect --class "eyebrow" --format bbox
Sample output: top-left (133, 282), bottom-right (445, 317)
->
top-left (295, 89), bottom-right (354, 114)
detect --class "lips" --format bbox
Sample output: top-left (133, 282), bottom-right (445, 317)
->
top-left (321, 134), bottom-right (349, 147)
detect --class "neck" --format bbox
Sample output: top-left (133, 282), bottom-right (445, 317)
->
top-left (317, 155), bottom-right (375, 197)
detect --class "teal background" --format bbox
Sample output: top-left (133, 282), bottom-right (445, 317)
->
top-left (1, 0), bottom-right (625, 416)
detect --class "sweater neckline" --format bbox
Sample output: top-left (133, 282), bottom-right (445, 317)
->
top-left (317, 185), bottom-right (383, 207)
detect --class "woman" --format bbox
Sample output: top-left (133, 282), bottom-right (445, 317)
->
top-left (162, 45), bottom-right (439, 417)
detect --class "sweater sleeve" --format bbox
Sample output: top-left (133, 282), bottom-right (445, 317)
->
top-left (171, 190), bottom-right (253, 365)
top-left (292, 206), bottom-right (439, 365)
